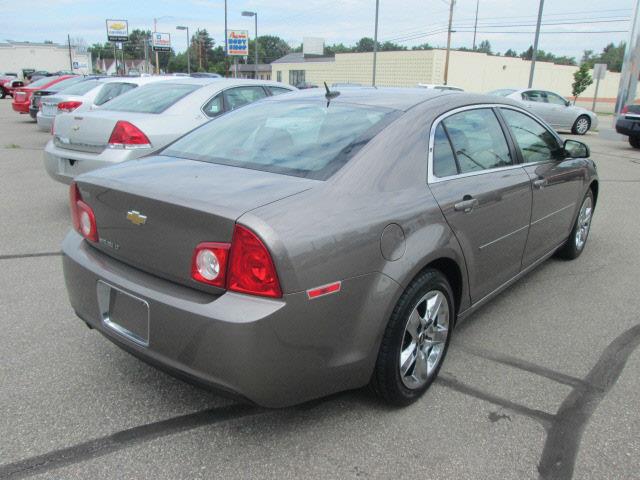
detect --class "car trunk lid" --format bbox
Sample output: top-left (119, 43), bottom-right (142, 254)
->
top-left (77, 156), bottom-right (316, 292)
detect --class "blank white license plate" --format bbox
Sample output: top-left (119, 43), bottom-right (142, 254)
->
top-left (42, 104), bottom-right (57, 116)
top-left (97, 281), bottom-right (150, 346)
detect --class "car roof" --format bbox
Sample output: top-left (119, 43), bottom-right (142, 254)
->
top-left (259, 87), bottom-right (462, 111)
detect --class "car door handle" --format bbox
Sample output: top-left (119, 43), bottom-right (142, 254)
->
top-left (533, 178), bottom-right (548, 189)
top-left (454, 197), bottom-right (479, 213)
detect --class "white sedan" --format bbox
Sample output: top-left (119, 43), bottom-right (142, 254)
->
top-left (488, 88), bottom-right (598, 135)
top-left (43, 78), bottom-right (295, 184)
top-left (36, 76), bottom-right (175, 132)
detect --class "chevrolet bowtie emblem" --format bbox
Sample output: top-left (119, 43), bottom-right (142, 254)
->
top-left (126, 210), bottom-right (147, 226)
top-left (72, 125), bottom-right (80, 131)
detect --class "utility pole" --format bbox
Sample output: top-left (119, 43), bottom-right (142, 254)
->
top-left (444, 0), bottom-right (455, 85)
top-left (225, 0), bottom-right (228, 77)
top-left (154, 18), bottom-right (160, 74)
top-left (113, 42), bottom-right (117, 75)
top-left (528, 0), bottom-right (545, 88)
top-left (472, 0), bottom-right (479, 50)
top-left (67, 34), bottom-right (73, 71)
top-left (614, 0), bottom-right (640, 116)
top-left (254, 13), bottom-right (258, 78)
top-left (372, 0), bottom-right (380, 86)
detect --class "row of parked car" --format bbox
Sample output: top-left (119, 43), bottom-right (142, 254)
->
top-left (4, 73), bottom-right (296, 183)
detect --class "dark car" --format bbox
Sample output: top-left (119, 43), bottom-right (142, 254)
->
top-left (61, 88), bottom-right (598, 407)
top-left (615, 104), bottom-right (640, 148)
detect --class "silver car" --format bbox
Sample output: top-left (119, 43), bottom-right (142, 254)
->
top-left (43, 78), bottom-right (295, 184)
top-left (61, 88), bottom-right (598, 407)
top-left (36, 76), bottom-right (176, 132)
top-left (488, 88), bottom-right (598, 135)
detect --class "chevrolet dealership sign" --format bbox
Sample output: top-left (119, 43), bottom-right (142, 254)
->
top-left (106, 19), bottom-right (129, 42)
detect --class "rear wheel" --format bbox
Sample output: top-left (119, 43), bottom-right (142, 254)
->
top-left (371, 269), bottom-right (454, 406)
top-left (0, 88), bottom-right (6, 99)
top-left (629, 136), bottom-right (640, 149)
top-left (556, 190), bottom-right (594, 260)
top-left (572, 115), bottom-right (591, 135)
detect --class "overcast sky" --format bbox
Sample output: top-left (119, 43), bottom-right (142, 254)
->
top-left (0, 0), bottom-right (635, 59)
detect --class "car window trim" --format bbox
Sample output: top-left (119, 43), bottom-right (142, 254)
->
top-left (428, 104), bottom-right (525, 184)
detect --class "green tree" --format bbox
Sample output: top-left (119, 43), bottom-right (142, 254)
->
top-left (324, 43), bottom-right (353, 55)
top-left (355, 37), bottom-right (376, 52)
top-left (572, 63), bottom-right (593, 104)
top-left (253, 35), bottom-right (291, 63)
top-left (477, 40), bottom-right (492, 54)
top-left (504, 48), bottom-right (518, 57)
top-left (411, 43), bottom-right (433, 50)
top-left (123, 29), bottom-right (151, 60)
top-left (380, 41), bottom-right (407, 51)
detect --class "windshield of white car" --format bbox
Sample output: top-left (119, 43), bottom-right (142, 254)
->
top-left (164, 99), bottom-right (399, 180)
top-left (101, 83), bottom-right (200, 114)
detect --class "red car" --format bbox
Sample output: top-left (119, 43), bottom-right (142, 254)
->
top-left (0, 75), bottom-right (24, 99)
top-left (11, 75), bottom-right (75, 114)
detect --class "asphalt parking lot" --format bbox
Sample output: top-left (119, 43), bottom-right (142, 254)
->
top-left (0, 99), bottom-right (639, 480)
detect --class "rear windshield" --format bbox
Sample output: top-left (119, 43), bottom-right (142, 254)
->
top-left (102, 83), bottom-right (199, 113)
top-left (163, 99), bottom-right (398, 180)
top-left (28, 76), bottom-right (60, 88)
top-left (488, 89), bottom-right (516, 97)
top-left (59, 79), bottom-right (104, 95)
top-left (48, 76), bottom-right (83, 92)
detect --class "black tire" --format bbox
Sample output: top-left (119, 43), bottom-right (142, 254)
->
top-left (556, 189), bottom-right (594, 260)
top-left (0, 88), bottom-right (6, 99)
top-left (571, 115), bottom-right (591, 135)
top-left (370, 268), bottom-right (454, 406)
top-left (629, 136), bottom-right (640, 149)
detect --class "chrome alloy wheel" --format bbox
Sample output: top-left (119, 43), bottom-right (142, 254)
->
top-left (575, 196), bottom-right (593, 250)
top-left (575, 117), bottom-right (590, 134)
top-left (399, 290), bottom-right (450, 389)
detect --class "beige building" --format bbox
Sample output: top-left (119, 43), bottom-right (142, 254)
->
top-left (272, 49), bottom-right (621, 112)
top-left (0, 41), bottom-right (93, 77)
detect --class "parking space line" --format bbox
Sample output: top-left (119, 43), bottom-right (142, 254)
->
top-left (0, 404), bottom-right (264, 480)
top-left (0, 252), bottom-right (61, 261)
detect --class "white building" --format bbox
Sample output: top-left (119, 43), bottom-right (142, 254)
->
top-left (0, 41), bottom-right (92, 77)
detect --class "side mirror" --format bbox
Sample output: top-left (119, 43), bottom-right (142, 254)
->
top-left (565, 100), bottom-right (571, 107)
top-left (564, 139), bottom-right (589, 159)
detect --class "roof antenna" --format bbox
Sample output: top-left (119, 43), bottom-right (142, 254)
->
top-left (324, 81), bottom-right (340, 106)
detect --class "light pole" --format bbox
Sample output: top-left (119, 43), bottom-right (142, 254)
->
top-left (528, 0), bottom-right (545, 88)
top-left (444, 0), bottom-right (455, 85)
top-left (242, 11), bottom-right (258, 79)
top-left (372, 0), bottom-right (379, 86)
top-left (176, 26), bottom-right (190, 74)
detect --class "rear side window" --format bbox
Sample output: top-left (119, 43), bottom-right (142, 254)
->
top-left (203, 93), bottom-right (223, 118)
top-left (266, 86), bottom-right (292, 96)
top-left (522, 90), bottom-right (546, 102)
top-left (432, 124), bottom-right (458, 177)
top-left (500, 109), bottom-right (562, 163)
top-left (102, 83), bottom-right (199, 113)
top-left (223, 86), bottom-right (267, 111)
top-left (94, 82), bottom-right (137, 106)
top-left (442, 109), bottom-right (512, 174)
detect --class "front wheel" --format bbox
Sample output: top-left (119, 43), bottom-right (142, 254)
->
top-left (572, 115), bottom-right (591, 135)
top-left (370, 269), bottom-right (454, 406)
top-left (629, 136), bottom-right (640, 149)
top-left (0, 88), bottom-right (6, 99)
top-left (556, 190), bottom-right (594, 260)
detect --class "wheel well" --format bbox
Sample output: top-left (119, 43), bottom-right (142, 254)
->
top-left (421, 257), bottom-right (463, 314)
top-left (589, 180), bottom-right (599, 207)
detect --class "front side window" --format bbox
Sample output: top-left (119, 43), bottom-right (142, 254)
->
top-left (441, 109), bottom-right (513, 174)
top-left (500, 109), bottom-right (562, 163)
top-left (545, 92), bottom-right (568, 106)
top-left (163, 100), bottom-right (398, 180)
top-left (102, 83), bottom-right (199, 113)
top-left (522, 90), bottom-right (547, 103)
top-left (223, 86), bottom-right (267, 111)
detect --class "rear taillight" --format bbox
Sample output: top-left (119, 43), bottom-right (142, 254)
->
top-left (228, 225), bottom-right (282, 298)
top-left (621, 105), bottom-right (629, 114)
top-left (191, 243), bottom-right (230, 288)
top-left (108, 121), bottom-right (151, 149)
top-left (57, 101), bottom-right (82, 112)
top-left (190, 225), bottom-right (282, 298)
top-left (69, 182), bottom-right (99, 242)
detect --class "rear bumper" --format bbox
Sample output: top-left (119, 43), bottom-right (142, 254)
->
top-left (43, 139), bottom-right (142, 184)
top-left (12, 101), bottom-right (29, 113)
top-left (62, 231), bottom-right (399, 407)
top-left (36, 112), bottom-right (54, 132)
top-left (615, 117), bottom-right (640, 137)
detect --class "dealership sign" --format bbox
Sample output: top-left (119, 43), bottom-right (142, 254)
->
top-left (152, 32), bottom-right (171, 52)
top-left (227, 30), bottom-right (249, 56)
top-left (106, 19), bottom-right (129, 42)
